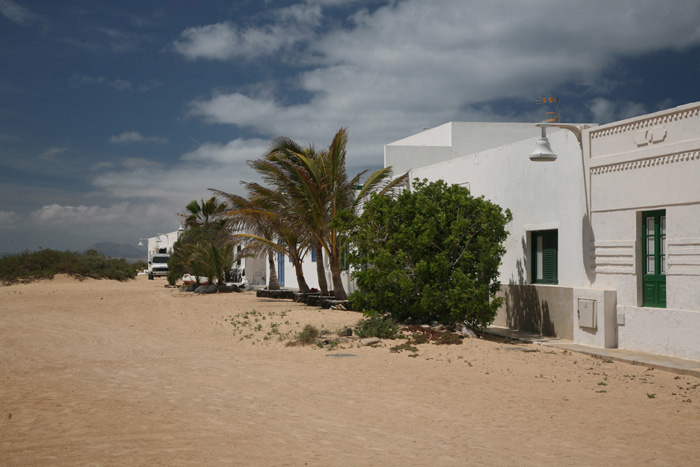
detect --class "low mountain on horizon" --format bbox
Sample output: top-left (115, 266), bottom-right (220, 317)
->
top-left (85, 242), bottom-right (145, 261)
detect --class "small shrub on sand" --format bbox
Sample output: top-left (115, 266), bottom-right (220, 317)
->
top-left (390, 343), bottom-right (419, 354)
top-left (403, 325), bottom-right (463, 346)
top-left (354, 314), bottom-right (399, 339)
top-left (286, 325), bottom-right (320, 346)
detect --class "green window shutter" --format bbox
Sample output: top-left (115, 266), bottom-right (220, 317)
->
top-left (532, 230), bottom-right (558, 285)
top-left (541, 231), bottom-right (558, 284)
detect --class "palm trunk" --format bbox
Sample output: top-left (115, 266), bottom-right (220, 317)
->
top-left (292, 257), bottom-right (310, 293)
top-left (296, 270), bottom-right (310, 293)
top-left (314, 243), bottom-right (329, 294)
top-left (329, 255), bottom-right (347, 300)
top-left (267, 251), bottom-right (280, 290)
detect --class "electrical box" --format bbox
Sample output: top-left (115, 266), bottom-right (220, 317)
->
top-left (578, 299), bottom-right (597, 329)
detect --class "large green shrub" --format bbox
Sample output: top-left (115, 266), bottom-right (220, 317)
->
top-left (349, 179), bottom-right (512, 329)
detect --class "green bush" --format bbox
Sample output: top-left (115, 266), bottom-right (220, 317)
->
top-left (0, 249), bottom-right (137, 285)
top-left (295, 325), bottom-right (320, 345)
top-left (353, 314), bottom-right (399, 339)
top-left (349, 179), bottom-right (512, 329)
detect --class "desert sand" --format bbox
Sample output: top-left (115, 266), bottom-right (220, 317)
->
top-left (1, 275), bottom-right (699, 466)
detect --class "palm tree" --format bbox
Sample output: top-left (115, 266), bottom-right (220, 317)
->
top-left (253, 128), bottom-right (408, 300)
top-left (214, 187), bottom-right (313, 293)
top-left (180, 197), bottom-right (226, 229)
top-left (190, 243), bottom-right (234, 285)
top-left (210, 191), bottom-right (284, 290)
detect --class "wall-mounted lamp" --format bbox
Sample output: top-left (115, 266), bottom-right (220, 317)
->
top-left (530, 125), bottom-right (558, 162)
top-left (137, 238), bottom-right (148, 247)
top-left (529, 123), bottom-right (591, 162)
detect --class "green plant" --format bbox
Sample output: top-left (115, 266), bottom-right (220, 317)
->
top-left (349, 179), bottom-right (512, 328)
top-left (390, 343), bottom-right (419, 353)
top-left (354, 314), bottom-right (399, 339)
top-left (0, 248), bottom-right (137, 285)
top-left (409, 333), bottom-right (430, 345)
top-left (190, 243), bottom-right (234, 285)
top-left (436, 332), bottom-right (462, 345)
top-left (224, 128), bottom-right (408, 299)
top-left (296, 325), bottom-right (320, 345)
top-left (402, 325), bottom-right (463, 346)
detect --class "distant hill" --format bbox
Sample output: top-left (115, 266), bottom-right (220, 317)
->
top-left (85, 242), bottom-right (145, 261)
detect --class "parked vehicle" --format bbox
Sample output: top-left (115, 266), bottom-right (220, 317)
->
top-left (148, 251), bottom-right (169, 280)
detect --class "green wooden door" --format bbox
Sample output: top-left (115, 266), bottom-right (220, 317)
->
top-left (642, 210), bottom-right (666, 307)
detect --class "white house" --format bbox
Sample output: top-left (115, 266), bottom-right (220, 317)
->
top-left (145, 226), bottom-right (267, 286)
top-left (145, 228), bottom-right (183, 262)
top-left (266, 247), bottom-right (357, 295)
top-left (385, 102), bottom-right (700, 361)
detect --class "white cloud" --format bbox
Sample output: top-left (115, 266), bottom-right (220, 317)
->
top-left (31, 203), bottom-right (132, 226)
top-left (108, 131), bottom-right (168, 144)
top-left (70, 74), bottom-right (133, 91)
top-left (184, 0), bottom-right (700, 166)
top-left (0, 210), bottom-right (19, 230)
top-left (121, 157), bottom-right (163, 169)
top-left (588, 98), bottom-right (647, 124)
top-left (0, 0), bottom-right (45, 26)
top-left (90, 161), bottom-right (114, 171)
top-left (91, 161), bottom-right (258, 202)
top-left (23, 202), bottom-right (183, 248)
top-left (69, 75), bottom-right (158, 93)
top-left (38, 147), bottom-right (69, 161)
top-left (181, 138), bottom-right (269, 164)
top-left (173, 3), bottom-right (321, 60)
top-left (188, 93), bottom-right (282, 128)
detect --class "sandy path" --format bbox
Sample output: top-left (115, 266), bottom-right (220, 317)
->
top-left (1, 276), bottom-right (699, 466)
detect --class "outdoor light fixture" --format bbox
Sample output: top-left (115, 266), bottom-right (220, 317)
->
top-left (529, 123), bottom-right (591, 162)
top-left (529, 125), bottom-right (558, 161)
top-left (137, 238), bottom-right (148, 247)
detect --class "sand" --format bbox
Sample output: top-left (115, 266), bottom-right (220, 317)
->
top-left (1, 275), bottom-right (699, 466)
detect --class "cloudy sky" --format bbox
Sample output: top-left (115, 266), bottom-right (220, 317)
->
top-left (2, 0), bottom-right (700, 254)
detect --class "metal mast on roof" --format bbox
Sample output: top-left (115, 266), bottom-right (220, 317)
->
top-left (536, 97), bottom-right (560, 123)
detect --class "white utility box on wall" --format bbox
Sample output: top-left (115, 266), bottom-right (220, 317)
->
top-left (573, 289), bottom-right (617, 349)
top-left (578, 299), bottom-right (597, 329)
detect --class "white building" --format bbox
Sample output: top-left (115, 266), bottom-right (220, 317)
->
top-left (144, 226), bottom-right (267, 286)
top-left (145, 228), bottom-right (183, 262)
top-left (385, 102), bottom-right (700, 361)
top-left (266, 247), bottom-right (356, 295)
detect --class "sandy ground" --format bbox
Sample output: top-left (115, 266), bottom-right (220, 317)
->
top-left (1, 276), bottom-right (699, 466)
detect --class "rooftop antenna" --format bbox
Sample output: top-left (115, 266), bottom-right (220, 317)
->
top-left (536, 97), bottom-right (560, 123)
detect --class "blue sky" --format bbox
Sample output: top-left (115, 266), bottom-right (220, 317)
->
top-left (2, 0), bottom-right (700, 254)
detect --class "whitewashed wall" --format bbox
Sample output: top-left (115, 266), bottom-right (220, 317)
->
top-left (265, 249), bottom-right (356, 295)
top-left (587, 102), bottom-right (700, 360)
top-left (407, 129), bottom-right (589, 288)
top-left (146, 229), bottom-right (182, 261)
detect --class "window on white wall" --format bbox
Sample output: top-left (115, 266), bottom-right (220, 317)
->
top-left (642, 210), bottom-right (666, 308)
top-left (531, 230), bottom-right (558, 284)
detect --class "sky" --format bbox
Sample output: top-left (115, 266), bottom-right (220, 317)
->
top-left (2, 0), bottom-right (700, 254)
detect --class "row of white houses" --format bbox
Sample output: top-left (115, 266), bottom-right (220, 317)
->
top-left (155, 101), bottom-right (699, 362)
